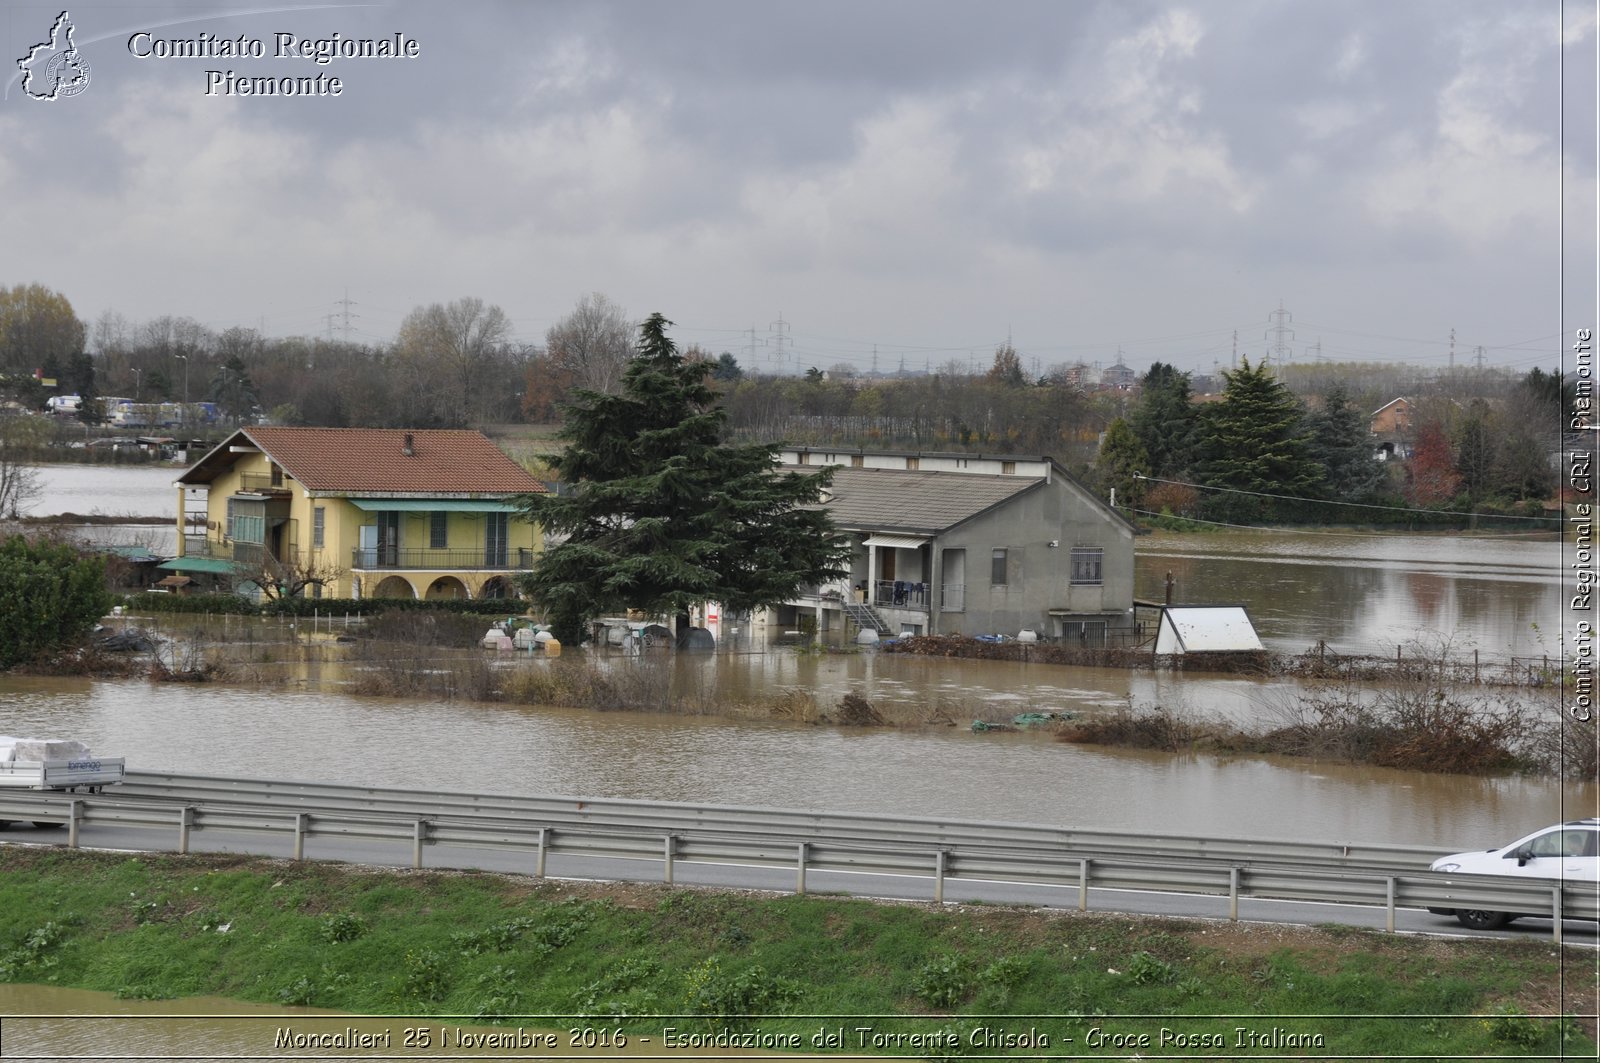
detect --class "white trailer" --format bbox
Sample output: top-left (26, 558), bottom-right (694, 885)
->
top-left (0, 737), bottom-right (125, 793)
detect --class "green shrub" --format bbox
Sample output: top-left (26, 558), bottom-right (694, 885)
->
top-left (0, 536), bottom-right (112, 666)
top-left (911, 952), bottom-right (971, 1009)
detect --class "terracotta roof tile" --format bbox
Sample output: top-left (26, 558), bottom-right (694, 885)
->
top-left (182, 427), bottom-right (546, 495)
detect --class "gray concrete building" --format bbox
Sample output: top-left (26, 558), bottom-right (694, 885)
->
top-left (773, 448), bottom-right (1137, 643)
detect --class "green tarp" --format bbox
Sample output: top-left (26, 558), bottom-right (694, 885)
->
top-left (156, 557), bottom-right (239, 574)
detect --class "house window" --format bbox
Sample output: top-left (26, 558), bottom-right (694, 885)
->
top-left (312, 507), bottom-right (325, 549)
top-left (1070, 546), bottom-right (1103, 585)
top-left (991, 548), bottom-right (1008, 586)
top-left (227, 497), bottom-right (265, 544)
top-left (1001, 461), bottom-right (1016, 475)
top-left (270, 464), bottom-right (283, 487)
top-left (430, 511), bottom-right (448, 550)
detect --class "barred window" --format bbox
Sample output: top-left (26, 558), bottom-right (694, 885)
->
top-left (990, 548), bottom-right (1008, 586)
top-left (430, 511), bottom-right (448, 550)
top-left (312, 507), bottom-right (325, 549)
top-left (1070, 547), bottom-right (1103, 585)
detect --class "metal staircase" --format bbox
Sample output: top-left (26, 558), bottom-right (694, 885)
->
top-left (842, 600), bottom-right (892, 636)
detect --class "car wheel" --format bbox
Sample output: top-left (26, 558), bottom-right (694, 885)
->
top-left (1455, 909), bottom-right (1509, 930)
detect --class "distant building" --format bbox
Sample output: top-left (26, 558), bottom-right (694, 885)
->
top-left (1370, 397), bottom-right (1415, 461)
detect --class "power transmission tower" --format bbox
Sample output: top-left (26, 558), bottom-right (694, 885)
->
top-left (769, 313), bottom-right (791, 374)
top-left (1264, 301), bottom-right (1295, 366)
top-left (1474, 345), bottom-right (1486, 371)
top-left (1449, 327), bottom-right (1456, 370)
top-left (743, 325), bottom-right (766, 372)
top-left (871, 344), bottom-right (878, 377)
top-left (1231, 329), bottom-right (1238, 370)
top-left (335, 288), bottom-right (358, 341)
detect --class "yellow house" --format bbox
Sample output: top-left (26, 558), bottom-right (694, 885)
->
top-left (166, 427), bottom-right (546, 600)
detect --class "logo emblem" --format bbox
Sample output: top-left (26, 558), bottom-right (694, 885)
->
top-left (17, 10), bottom-right (91, 101)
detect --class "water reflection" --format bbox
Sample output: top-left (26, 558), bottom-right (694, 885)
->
top-left (1136, 529), bottom-right (1562, 656)
top-left (0, 672), bottom-right (1588, 851)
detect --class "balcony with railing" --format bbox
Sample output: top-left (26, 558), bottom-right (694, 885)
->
top-left (238, 472), bottom-right (292, 494)
top-left (351, 547), bottom-right (536, 571)
top-left (873, 579), bottom-right (929, 613)
top-left (181, 536), bottom-right (298, 567)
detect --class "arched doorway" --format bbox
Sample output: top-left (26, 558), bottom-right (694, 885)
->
top-left (425, 576), bottom-right (469, 600)
top-left (478, 575), bottom-right (515, 600)
top-left (372, 575), bottom-right (417, 599)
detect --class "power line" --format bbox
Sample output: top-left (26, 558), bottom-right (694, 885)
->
top-left (1133, 474), bottom-right (1561, 523)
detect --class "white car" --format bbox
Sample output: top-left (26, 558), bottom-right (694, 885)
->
top-left (1428, 819), bottom-right (1600, 929)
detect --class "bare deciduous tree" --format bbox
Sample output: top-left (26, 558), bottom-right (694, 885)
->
top-left (545, 292), bottom-right (633, 395)
top-left (394, 297), bottom-right (512, 425)
top-left (0, 452), bottom-right (41, 519)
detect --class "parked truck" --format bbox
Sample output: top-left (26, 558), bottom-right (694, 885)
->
top-left (0, 737), bottom-right (125, 794)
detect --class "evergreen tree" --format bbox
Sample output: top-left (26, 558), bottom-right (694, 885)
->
top-left (1129, 362), bottom-right (1196, 479)
top-left (1094, 418), bottom-right (1150, 509)
top-left (515, 313), bottom-right (850, 645)
top-left (1308, 384), bottom-right (1386, 501)
top-left (1191, 356), bottom-right (1324, 523)
top-left (1453, 400), bottom-right (1497, 503)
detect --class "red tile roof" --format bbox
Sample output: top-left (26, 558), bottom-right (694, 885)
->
top-left (180, 427), bottom-right (546, 495)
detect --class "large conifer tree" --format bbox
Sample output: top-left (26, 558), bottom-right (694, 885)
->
top-left (1191, 356), bottom-right (1323, 523)
top-left (1308, 383), bottom-right (1386, 501)
top-left (515, 314), bottom-right (850, 645)
top-left (1128, 362), bottom-right (1196, 479)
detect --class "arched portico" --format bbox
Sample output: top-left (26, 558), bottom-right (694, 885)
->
top-left (372, 575), bottom-right (418, 599)
top-left (425, 575), bottom-right (470, 600)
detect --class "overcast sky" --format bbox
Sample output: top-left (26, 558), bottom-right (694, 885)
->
top-left (3, 1), bottom-right (1595, 377)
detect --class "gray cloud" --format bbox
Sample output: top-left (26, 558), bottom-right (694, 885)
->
top-left (0, 0), bottom-right (1591, 370)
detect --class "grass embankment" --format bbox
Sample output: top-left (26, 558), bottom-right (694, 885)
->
top-left (0, 849), bottom-right (1592, 1058)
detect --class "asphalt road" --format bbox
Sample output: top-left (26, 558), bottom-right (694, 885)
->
top-left (4, 819), bottom-right (1594, 947)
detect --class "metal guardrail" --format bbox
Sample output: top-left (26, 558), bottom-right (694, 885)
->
top-left (1, 771), bottom-right (1595, 943)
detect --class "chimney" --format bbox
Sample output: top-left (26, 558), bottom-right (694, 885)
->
top-left (402, 432), bottom-right (415, 456)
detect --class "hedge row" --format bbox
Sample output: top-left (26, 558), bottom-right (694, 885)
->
top-left (121, 593), bottom-right (531, 618)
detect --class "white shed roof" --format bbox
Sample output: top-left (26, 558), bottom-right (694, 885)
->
top-left (1154, 606), bottom-right (1264, 653)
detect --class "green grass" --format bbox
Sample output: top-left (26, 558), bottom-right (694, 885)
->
top-left (0, 848), bottom-right (1592, 1057)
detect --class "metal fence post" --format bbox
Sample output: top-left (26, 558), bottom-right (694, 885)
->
top-left (178, 806), bottom-right (195, 854)
top-left (796, 842), bottom-right (808, 895)
top-left (1229, 867), bottom-right (1240, 921)
top-left (1385, 877), bottom-right (1396, 932)
top-left (67, 799), bottom-right (82, 849)
top-left (663, 834), bottom-right (677, 885)
top-left (412, 819), bottom-right (427, 869)
top-left (934, 849), bottom-right (947, 904)
top-left (1552, 886), bottom-right (1564, 945)
top-left (535, 827), bottom-right (548, 878)
top-left (293, 813), bottom-right (309, 861)
top-left (1078, 858), bottom-right (1091, 912)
